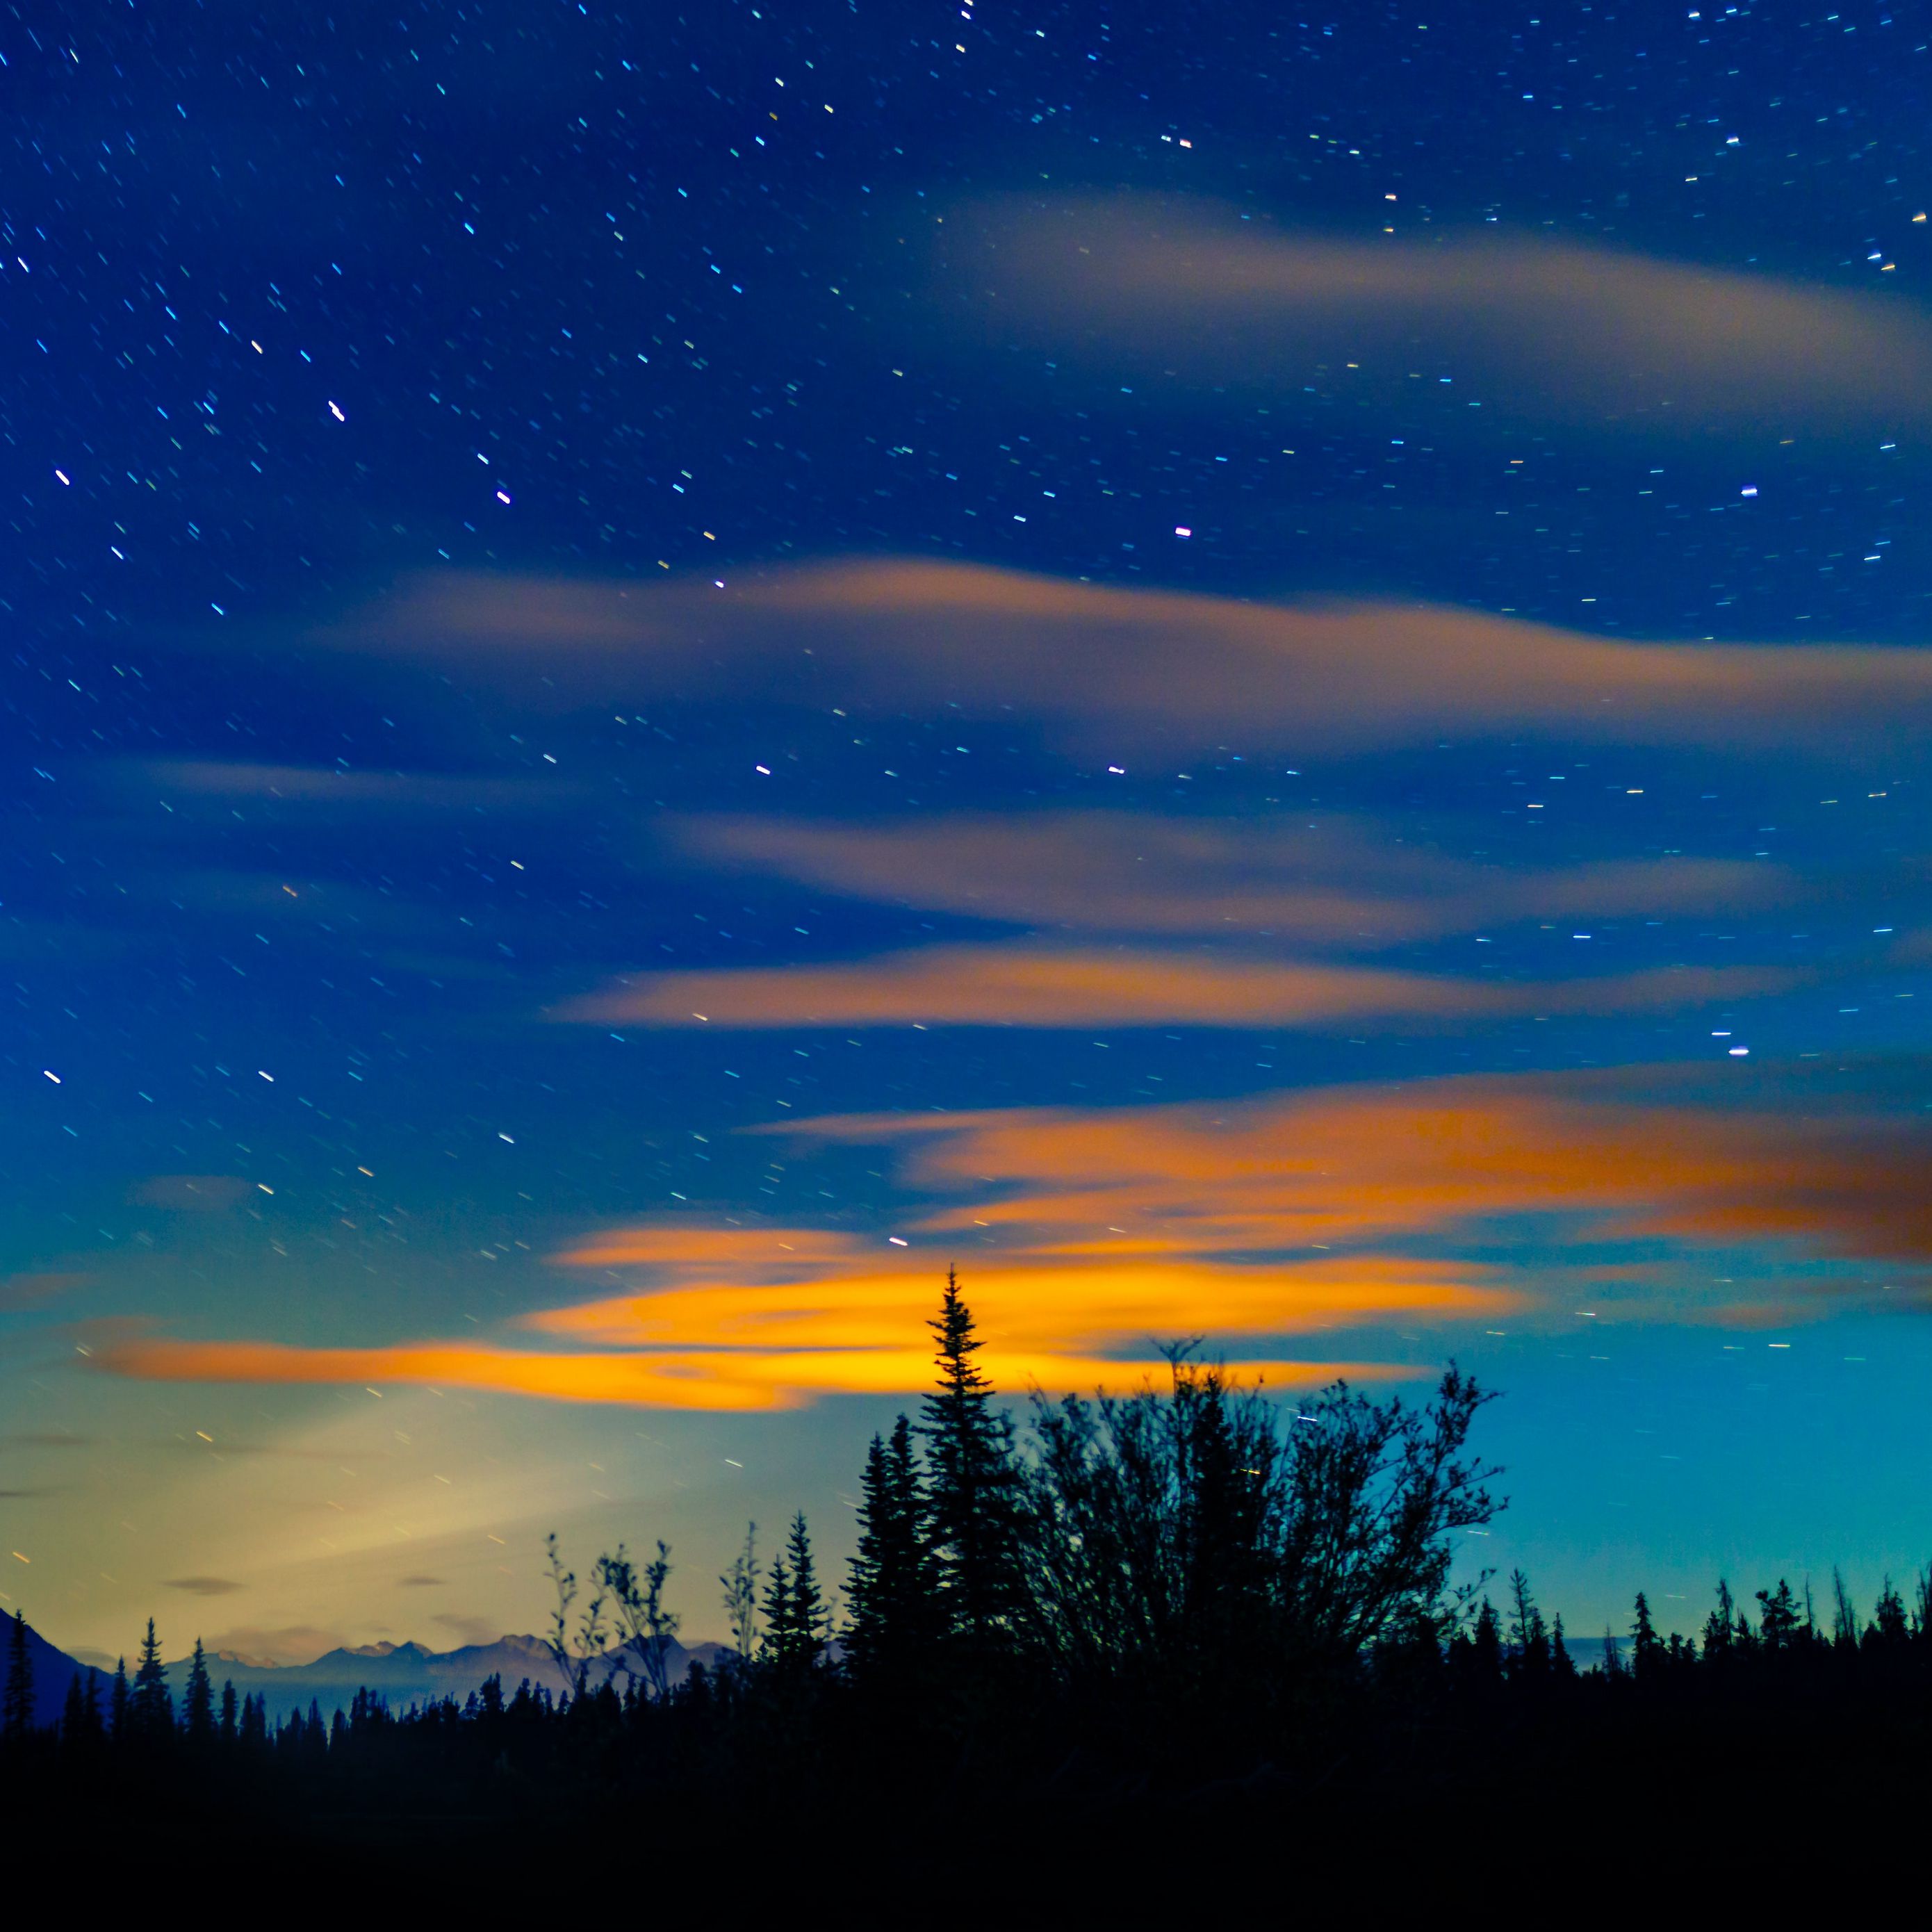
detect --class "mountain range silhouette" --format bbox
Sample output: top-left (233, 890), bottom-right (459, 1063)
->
top-left (16, 1617), bottom-right (730, 1724)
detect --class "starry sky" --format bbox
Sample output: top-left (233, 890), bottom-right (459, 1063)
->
top-left (8, 0), bottom-right (1932, 1666)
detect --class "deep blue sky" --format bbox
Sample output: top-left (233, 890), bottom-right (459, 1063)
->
top-left (7, 0), bottom-right (1932, 1665)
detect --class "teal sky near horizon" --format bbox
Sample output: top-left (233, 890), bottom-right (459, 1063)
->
top-left (8, 0), bottom-right (1932, 1666)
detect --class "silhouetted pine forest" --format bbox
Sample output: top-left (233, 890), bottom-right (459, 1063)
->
top-left (10, 1274), bottom-right (1932, 1879)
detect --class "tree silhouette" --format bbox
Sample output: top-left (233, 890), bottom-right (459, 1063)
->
top-left (1631, 1593), bottom-right (1663, 1681)
top-left (1550, 1613), bottom-right (1578, 1680)
top-left (719, 1522), bottom-right (761, 1665)
top-left (3, 1612), bottom-right (32, 1738)
top-left (1870, 1578), bottom-right (1909, 1648)
top-left (1757, 1580), bottom-right (1803, 1654)
top-left (59, 1670), bottom-right (91, 1747)
top-left (762, 1514), bottom-right (826, 1675)
top-left (598, 1540), bottom-right (681, 1702)
top-left (1506, 1569), bottom-right (1550, 1678)
top-left (129, 1619), bottom-right (173, 1739)
top-left (1469, 1600), bottom-right (1504, 1683)
top-left (1017, 1350), bottom-right (1277, 1707)
top-left (1702, 1579), bottom-right (1737, 1661)
top-left (846, 1415), bottom-right (938, 1687)
top-left (182, 1637), bottom-right (215, 1743)
top-left (542, 1531), bottom-right (611, 1698)
top-left (920, 1270), bottom-right (1022, 1653)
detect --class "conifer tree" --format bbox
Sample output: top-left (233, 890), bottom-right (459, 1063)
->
top-left (1872, 1578), bottom-right (1910, 1648)
top-left (919, 1270), bottom-right (1020, 1651)
top-left (1831, 1569), bottom-right (1859, 1651)
top-left (1702, 1579), bottom-right (1737, 1660)
top-left (3, 1611), bottom-right (33, 1738)
top-left (761, 1551), bottom-right (793, 1663)
top-left (1631, 1592), bottom-right (1663, 1680)
top-left (1505, 1569), bottom-right (1550, 1678)
top-left (1470, 1598), bottom-right (1503, 1683)
top-left (60, 1671), bottom-right (88, 1746)
top-left (1757, 1579), bottom-right (1802, 1653)
top-left (183, 1636), bottom-right (215, 1742)
top-left (1550, 1614), bottom-right (1578, 1680)
top-left (762, 1514), bottom-right (826, 1673)
top-left (129, 1617), bottom-right (174, 1739)
top-left (219, 1680), bottom-right (238, 1743)
top-left (110, 1657), bottom-right (129, 1740)
top-left (846, 1415), bottom-right (937, 1683)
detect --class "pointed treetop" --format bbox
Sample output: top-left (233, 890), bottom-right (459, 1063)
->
top-left (927, 1266), bottom-right (990, 1402)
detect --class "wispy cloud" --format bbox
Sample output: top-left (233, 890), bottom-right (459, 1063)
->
top-left (313, 560), bottom-right (1932, 760)
top-left (773, 1076), bottom-right (1932, 1274)
top-left (931, 195), bottom-right (1932, 437)
top-left (0, 1273), bottom-right (88, 1312)
top-left (93, 1332), bottom-right (1405, 1412)
top-left (88, 1065), bottom-right (1932, 1411)
top-left (672, 812), bottom-right (1787, 944)
top-left (556, 942), bottom-right (1785, 1029)
top-left (163, 1575), bottom-right (247, 1597)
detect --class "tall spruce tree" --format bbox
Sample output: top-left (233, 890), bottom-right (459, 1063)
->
top-left (762, 1513), bottom-right (826, 1674)
top-left (919, 1270), bottom-right (1020, 1651)
top-left (1831, 1569), bottom-right (1860, 1651)
top-left (761, 1553), bottom-right (793, 1664)
top-left (1757, 1579), bottom-right (1803, 1653)
top-left (846, 1415), bottom-right (936, 1683)
top-left (110, 1657), bottom-right (129, 1740)
top-left (3, 1610), bottom-right (32, 1737)
top-left (60, 1671), bottom-right (89, 1746)
top-left (183, 1637), bottom-right (215, 1742)
top-left (1702, 1579), bottom-right (1737, 1660)
top-left (1631, 1592), bottom-right (1663, 1680)
top-left (1470, 1599), bottom-right (1503, 1683)
top-left (1550, 1614), bottom-right (1578, 1680)
top-left (129, 1617), bottom-right (174, 1739)
top-left (1872, 1578), bottom-right (1910, 1648)
top-left (219, 1679), bottom-right (239, 1742)
top-left (1505, 1569), bottom-right (1550, 1678)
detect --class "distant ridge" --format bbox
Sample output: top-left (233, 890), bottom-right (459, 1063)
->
top-left (6, 1614), bottom-right (733, 1728)
top-left (7, 1617), bottom-right (110, 1729)
top-left (161, 1631), bottom-right (733, 1721)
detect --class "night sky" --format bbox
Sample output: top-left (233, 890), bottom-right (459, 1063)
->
top-left (8, 0), bottom-right (1932, 1667)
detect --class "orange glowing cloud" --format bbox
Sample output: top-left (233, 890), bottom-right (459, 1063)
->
top-left (773, 1076), bottom-right (1932, 1270)
top-left (672, 810), bottom-right (1786, 944)
top-left (555, 941), bottom-right (1785, 1029)
top-left (90, 1066), bottom-right (1932, 1411)
top-left (95, 1315), bottom-right (1411, 1413)
top-left (314, 559), bottom-right (1932, 759)
top-left (535, 1239), bottom-right (1495, 1357)
top-left (930, 195), bottom-right (1932, 437)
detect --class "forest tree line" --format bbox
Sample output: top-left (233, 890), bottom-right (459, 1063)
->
top-left (9, 1272), bottom-right (1932, 1826)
